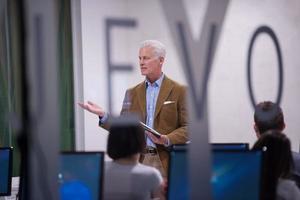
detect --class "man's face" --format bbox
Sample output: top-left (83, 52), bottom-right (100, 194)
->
top-left (139, 46), bottom-right (163, 82)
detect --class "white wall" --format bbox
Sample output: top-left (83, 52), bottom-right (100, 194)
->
top-left (74, 0), bottom-right (300, 152)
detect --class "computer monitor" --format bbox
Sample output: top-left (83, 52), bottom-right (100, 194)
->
top-left (59, 152), bottom-right (104, 200)
top-left (211, 143), bottom-right (249, 151)
top-left (0, 147), bottom-right (13, 196)
top-left (167, 149), bottom-right (262, 200)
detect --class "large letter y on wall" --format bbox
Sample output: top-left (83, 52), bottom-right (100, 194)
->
top-left (160, 0), bottom-right (230, 199)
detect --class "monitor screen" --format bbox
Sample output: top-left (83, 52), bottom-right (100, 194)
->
top-left (211, 143), bottom-right (249, 151)
top-left (167, 149), bottom-right (262, 200)
top-left (167, 149), bottom-right (189, 200)
top-left (0, 147), bottom-right (13, 196)
top-left (59, 152), bottom-right (104, 200)
top-left (212, 150), bottom-right (262, 200)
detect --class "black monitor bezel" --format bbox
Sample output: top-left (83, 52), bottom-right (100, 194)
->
top-left (211, 143), bottom-right (249, 150)
top-left (169, 143), bottom-right (250, 152)
top-left (60, 151), bottom-right (105, 200)
top-left (0, 147), bottom-right (13, 196)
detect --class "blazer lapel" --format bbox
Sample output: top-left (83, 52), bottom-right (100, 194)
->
top-left (154, 76), bottom-right (173, 119)
top-left (136, 82), bottom-right (146, 122)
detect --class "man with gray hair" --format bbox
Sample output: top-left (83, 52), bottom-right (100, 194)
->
top-left (79, 40), bottom-right (188, 177)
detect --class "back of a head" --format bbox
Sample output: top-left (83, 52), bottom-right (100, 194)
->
top-left (107, 116), bottom-right (145, 160)
top-left (252, 130), bottom-right (293, 199)
top-left (253, 130), bottom-right (293, 178)
top-left (254, 101), bottom-right (285, 134)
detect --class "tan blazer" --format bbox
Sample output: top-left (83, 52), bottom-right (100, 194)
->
top-left (102, 76), bottom-right (188, 173)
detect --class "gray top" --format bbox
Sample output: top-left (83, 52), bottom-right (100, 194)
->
top-left (277, 178), bottom-right (300, 200)
top-left (103, 161), bottom-right (163, 200)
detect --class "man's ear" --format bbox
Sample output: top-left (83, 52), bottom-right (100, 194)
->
top-left (159, 56), bottom-right (164, 65)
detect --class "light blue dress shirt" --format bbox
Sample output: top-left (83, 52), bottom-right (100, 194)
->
top-left (145, 74), bottom-right (164, 147)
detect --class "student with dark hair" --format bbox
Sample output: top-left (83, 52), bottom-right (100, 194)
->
top-left (103, 117), bottom-right (164, 200)
top-left (107, 124), bottom-right (146, 160)
top-left (254, 101), bottom-right (300, 187)
top-left (252, 131), bottom-right (300, 200)
top-left (254, 101), bottom-right (285, 137)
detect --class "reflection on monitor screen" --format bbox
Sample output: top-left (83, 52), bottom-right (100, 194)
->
top-left (212, 150), bottom-right (262, 200)
top-left (59, 152), bottom-right (104, 200)
top-left (0, 147), bottom-right (12, 196)
top-left (167, 150), bottom-right (262, 200)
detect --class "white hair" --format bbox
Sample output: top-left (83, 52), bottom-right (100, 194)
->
top-left (140, 40), bottom-right (166, 58)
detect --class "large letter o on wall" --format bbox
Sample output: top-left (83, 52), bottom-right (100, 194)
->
top-left (247, 25), bottom-right (284, 108)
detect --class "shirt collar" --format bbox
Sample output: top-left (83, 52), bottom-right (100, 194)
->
top-left (145, 73), bottom-right (164, 88)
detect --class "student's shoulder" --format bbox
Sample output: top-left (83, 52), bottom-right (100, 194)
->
top-left (292, 151), bottom-right (300, 160)
top-left (135, 164), bottom-right (163, 183)
top-left (135, 163), bottom-right (161, 175)
top-left (292, 151), bottom-right (300, 174)
top-left (277, 178), bottom-right (300, 199)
